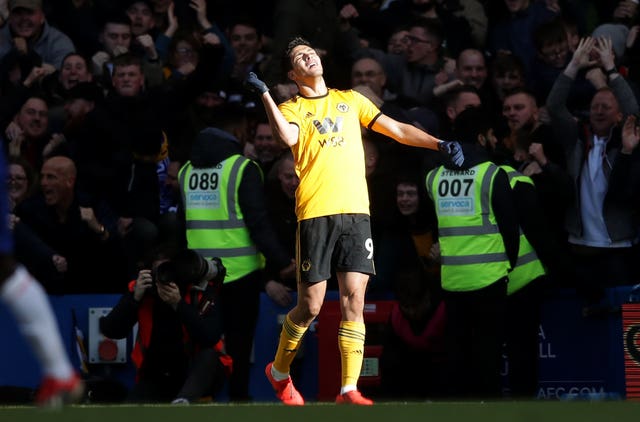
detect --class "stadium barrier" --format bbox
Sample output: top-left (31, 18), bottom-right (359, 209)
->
top-left (0, 286), bottom-right (636, 402)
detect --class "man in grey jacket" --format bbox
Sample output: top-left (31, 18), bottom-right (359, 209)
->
top-left (546, 36), bottom-right (640, 306)
top-left (0, 0), bottom-right (75, 70)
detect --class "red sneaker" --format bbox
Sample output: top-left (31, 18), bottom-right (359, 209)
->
top-left (336, 390), bottom-right (374, 405)
top-left (265, 362), bottom-right (304, 405)
top-left (35, 373), bottom-right (84, 407)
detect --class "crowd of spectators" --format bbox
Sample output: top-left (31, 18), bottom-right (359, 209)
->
top-left (1, 0), bottom-right (640, 402)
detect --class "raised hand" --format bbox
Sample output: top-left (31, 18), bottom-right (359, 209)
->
top-left (622, 114), bottom-right (640, 154)
top-left (134, 269), bottom-right (153, 301)
top-left (245, 72), bottom-right (269, 94)
top-left (136, 34), bottom-right (158, 60)
top-left (566, 37), bottom-right (597, 77)
top-left (165, 2), bottom-right (178, 37)
top-left (190, 0), bottom-right (210, 30)
top-left (594, 36), bottom-right (615, 71)
top-left (5, 121), bottom-right (24, 158)
top-left (528, 142), bottom-right (548, 167)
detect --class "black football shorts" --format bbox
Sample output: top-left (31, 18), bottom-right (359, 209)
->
top-left (296, 213), bottom-right (375, 283)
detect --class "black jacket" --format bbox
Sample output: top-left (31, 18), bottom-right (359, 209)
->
top-left (99, 280), bottom-right (223, 379)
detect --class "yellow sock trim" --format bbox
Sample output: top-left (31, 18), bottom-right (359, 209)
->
top-left (273, 314), bottom-right (308, 374)
top-left (338, 320), bottom-right (366, 388)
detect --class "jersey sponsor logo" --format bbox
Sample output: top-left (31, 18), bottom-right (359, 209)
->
top-left (187, 191), bottom-right (220, 208)
top-left (313, 116), bottom-right (343, 134)
top-left (318, 136), bottom-right (344, 147)
top-left (336, 102), bottom-right (349, 113)
top-left (437, 197), bottom-right (474, 215)
top-left (314, 116), bottom-right (344, 148)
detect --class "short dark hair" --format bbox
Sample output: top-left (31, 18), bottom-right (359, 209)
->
top-left (100, 11), bottom-right (132, 31)
top-left (143, 242), bottom-right (180, 269)
top-left (490, 53), bottom-right (525, 78)
top-left (533, 17), bottom-right (568, 52)
top-left (213, 102), bottom-right (247, 128)
top-left (227, 15), bottom-right (263, 39)
top-left (444, 84), bottom-right (480, 108)
top-left (61, 52), bottom-right (90, 69)
top-left (452, 106), bottom-right (492, 144)
top-left (112, 52), bottom-right (142, 70)
top-left (409, 17), bottom-right (444, 48)
top-left (502, 87), bottom-right (537, 104)
top-left (282, 37), bottom-right (313, 72)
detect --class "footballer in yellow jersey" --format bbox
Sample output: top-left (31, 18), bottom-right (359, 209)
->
top-left (246, 36), bottom-right (464, 407)
top-left (279, 88), bottom-right (381, 221)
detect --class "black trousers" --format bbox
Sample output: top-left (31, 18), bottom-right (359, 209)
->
top-left (129, 348), bottom-right (225, 403)
top-left (505, 276), bottom-right (547, 398)
top-left (220, 270), bottom-right (262, 401)
top-left (443, 278), bottom-right (508, 399)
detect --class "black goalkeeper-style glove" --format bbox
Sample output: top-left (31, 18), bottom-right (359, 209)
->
top-left (244, 72), bottom-right (269, 94)
top-left (438, 140), bottom-right (464, 167)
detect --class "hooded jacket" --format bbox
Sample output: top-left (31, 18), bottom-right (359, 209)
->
top-left (185, 128), bottom-right (291, 274)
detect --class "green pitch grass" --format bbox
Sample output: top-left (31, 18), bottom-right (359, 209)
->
top-left (2, 401), bottom-right (640, 422)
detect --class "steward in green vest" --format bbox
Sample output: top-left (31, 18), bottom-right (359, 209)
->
top-left (178, 121), bottom-right (294, 402)
top-left (180, 154), bottom-right (265, 282)
top-left (479, 99), bottom-right (560, 398)
top-left (178, 127), bottom-right (292, 283)
top-left (425, 106), bottom-right (520, 398)
top-left (497, 160), bottom-right (556, 398)
top-left (500, 165), bottom-right (546, 295)
top-left (426, 161), bottom-right (514, 292)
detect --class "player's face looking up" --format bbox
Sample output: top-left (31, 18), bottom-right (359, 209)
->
top-left (288, 46), bottom-right (323, 80)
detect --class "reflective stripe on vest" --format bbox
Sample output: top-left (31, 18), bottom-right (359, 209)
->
top-left (179, 155), bottom-right (265, 282)
top-left (426, 162), bottom-right (510, 292)
top-left (501, 166), bottom-right (546, 295)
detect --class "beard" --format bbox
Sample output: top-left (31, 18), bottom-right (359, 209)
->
top-left (193, 105), bottom-right (219, 127)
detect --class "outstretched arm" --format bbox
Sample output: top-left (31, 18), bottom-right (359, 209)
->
top-left (371, 114), bottom-right (440, 149)
top-left (371, 114), bottom-right (464, 166)
top-left (246, 72), bottom-right (299, 147)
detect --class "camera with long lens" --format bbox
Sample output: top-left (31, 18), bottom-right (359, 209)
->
top-left (153, 249), bottom-right (226, 288)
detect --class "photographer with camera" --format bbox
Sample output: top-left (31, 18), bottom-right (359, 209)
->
top-left (99, 243), bottom-right (231, 404)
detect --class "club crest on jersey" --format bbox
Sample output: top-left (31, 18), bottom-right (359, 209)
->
top-left (336, 102), bottom-right (349, 113)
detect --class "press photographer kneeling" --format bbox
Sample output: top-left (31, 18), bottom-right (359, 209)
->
top-left (99, 243), bottom-right (231, 404)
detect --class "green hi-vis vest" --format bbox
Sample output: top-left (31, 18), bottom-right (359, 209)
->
top-left (426, 161), bottom-right (510, 292)
top-left (501, 166), bottom-right (546, 295)
top-left (179, 155), bottom-right (265, 283)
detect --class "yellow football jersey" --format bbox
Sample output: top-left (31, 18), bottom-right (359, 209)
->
top-left (279, 89), bottom-right (382, 221)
